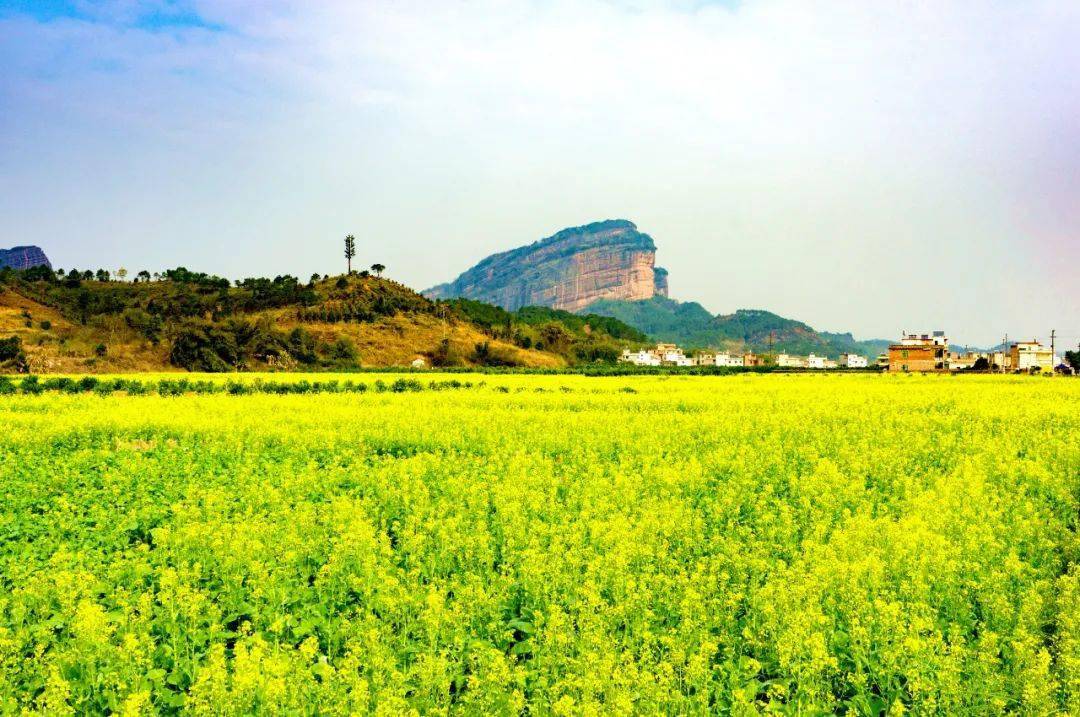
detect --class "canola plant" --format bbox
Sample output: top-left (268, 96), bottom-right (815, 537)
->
top-left (0, 373), bottom-right (1078, 714)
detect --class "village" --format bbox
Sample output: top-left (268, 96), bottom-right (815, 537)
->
top-left (620, 331), bottom-right (1073, 374)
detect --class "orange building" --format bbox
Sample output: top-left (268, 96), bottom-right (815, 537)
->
top-left (888, 331), bottom-right (949, 372)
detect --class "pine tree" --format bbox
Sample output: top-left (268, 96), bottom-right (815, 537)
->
top-left (344, 235), bottom-right (356, 274)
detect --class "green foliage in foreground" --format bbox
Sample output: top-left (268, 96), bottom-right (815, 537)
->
top-left (0, 375), bottom-right (1079, 713)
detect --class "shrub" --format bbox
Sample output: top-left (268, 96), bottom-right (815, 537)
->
top-left (329, 336), bottom-right (358, 361)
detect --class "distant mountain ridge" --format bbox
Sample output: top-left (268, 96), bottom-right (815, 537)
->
top-left (0, 246), bottom-right (51, 271)
top-left (586, 296), bottom-right (891, 358)
top-left (424, 219), bottom-right (668, 312)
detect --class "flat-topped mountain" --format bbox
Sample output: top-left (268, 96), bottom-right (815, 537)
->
top-left (0, 246), bottom-right (51, 271)
top-left (425, 219), bottom-right (668, 312)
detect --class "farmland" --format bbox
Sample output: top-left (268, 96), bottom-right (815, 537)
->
top-left (1, 374), bottom-right (1078, 714)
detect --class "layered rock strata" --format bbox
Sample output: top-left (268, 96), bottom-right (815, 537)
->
top-left (425, 219), bottom-right (666, 312)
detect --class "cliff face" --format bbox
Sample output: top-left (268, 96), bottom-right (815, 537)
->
top-left (0, 246), bottom-right (51, 271)
top-left (425, 220), bottom-right (667, 312)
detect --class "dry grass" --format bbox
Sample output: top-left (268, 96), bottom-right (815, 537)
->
top-left (1, 289), bottom-right (177, 373)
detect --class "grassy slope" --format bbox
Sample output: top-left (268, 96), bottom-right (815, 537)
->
top-left (1, 289), bottom-right (171, 373)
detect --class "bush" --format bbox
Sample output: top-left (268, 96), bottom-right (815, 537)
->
top-left (329, 336), bottom-right (358, 361)
top-left (0, 336), bottom-right (28, 373)
top-left (287, 327), bottom-right (317, 364)
top-left (18, 375), bottom-right (42, 394)
top-left (169, 320), bottom-right (240, 372)
top-left (0, 336), bottom-right (23, 362)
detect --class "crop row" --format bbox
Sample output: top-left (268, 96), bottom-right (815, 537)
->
top-left (0, 375), bottom-right (487, 397)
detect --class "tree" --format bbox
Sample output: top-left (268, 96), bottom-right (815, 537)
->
top-left (0, 336), bottom-right (27, 372)
top-left (116, 268), bottom-right (128, 282)
top-left (371, 263), bottom-right (385, 277)
top-left (973, 357), bottom-right (990, 371)
top-left (344, 235), bottom-right (356, 274)
top-left (330, 336), bottom-right (358, 361)
top-left (1066, 350), bottom-right (1080, 373)
top-left (137, 270), bottom-right (151, 282)
top-left (95, 269), bottom-right (110, 282)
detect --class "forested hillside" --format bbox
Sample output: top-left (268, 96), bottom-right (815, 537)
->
top-left (587, 296), bottom-right (890, 357)
top-left (0, 266), bottom-right (644, 373)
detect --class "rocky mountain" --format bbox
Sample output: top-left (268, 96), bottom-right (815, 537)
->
top-left (424, 219), bottom-right (668, 312)
top-left (587, 296), bottom-right (891, 358)
top-left (0, 246), bottom-right (51, 271)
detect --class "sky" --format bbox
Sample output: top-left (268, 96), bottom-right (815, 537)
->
top-left (0, 0), bottom-right (1077, 347)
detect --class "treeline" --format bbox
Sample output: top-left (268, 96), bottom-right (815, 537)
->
top-left (0, 375), bottom-right (482, 396)
top-left (444, 298), bottom-right (646, 363)
top-left (1, 265), bottom-right (318, 324)
top-left (169, 320), bottom-right (357, 372)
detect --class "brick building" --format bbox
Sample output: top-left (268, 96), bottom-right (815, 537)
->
top-left (888, 331), bottom-right (949, 372)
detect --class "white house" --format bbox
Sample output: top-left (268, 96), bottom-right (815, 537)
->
top-left (652, 343), bottom-right (686, 365)
top-left (714, 352), bottom-right (744, 368)
top-left (839, 353), bottom-right (868, 368)
top-left (807, 354), bottom-right (827, 369)
top-left (777, 353), bottom-right (807, 368)
top-left (1010, 341), bottom-right (1054, 372)
top-left (620, 349), bottom-right (661, 367)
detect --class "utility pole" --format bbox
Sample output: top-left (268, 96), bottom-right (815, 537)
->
top-left (1050, 329), bottom-right (1056, 367)
top-left (1001, 333), bottom-right (1008, 373)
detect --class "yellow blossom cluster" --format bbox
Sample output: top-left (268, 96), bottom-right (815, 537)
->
top-left (0, 372), bottom-right (1077, 713)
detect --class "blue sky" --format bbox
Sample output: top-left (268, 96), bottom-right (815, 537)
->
top-left (1, 0), bottom-right (1077, 346)
top-left (0, 0), bottom-right (223, 29)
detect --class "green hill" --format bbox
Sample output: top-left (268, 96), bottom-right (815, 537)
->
top-left (0, 265), bottom-right (644, 373)
top-left (585, 296), bottom-right (890, 358)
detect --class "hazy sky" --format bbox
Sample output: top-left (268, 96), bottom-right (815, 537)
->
top-left (1, 0), bottom-right (1077, 346)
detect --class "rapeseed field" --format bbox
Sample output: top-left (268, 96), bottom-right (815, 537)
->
top-left (1, 373), bottom-right (1078, 714)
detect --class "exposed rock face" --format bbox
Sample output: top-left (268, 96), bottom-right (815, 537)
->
top-left (425, 219), bottom-right (667, 312)
top-left (0, 246), bottom-right (51, 271)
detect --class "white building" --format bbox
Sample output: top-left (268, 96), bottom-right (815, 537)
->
top-left (619, 349), bottom-right (661, 367)
top-left (714, 352), bottom-right (744, 368)
top-left (620, 343), bottom-right (695, 367)
top-left (839, 353), bottom-right (868, 368)
top-left (653, 343), bottom-right (685, 365)
top-left (1011, 341), bottom-right (1054, 372)
top-left (777, 353), bottom-right (807, 368)
top-left (807, 354), bottom-right (827, 369)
